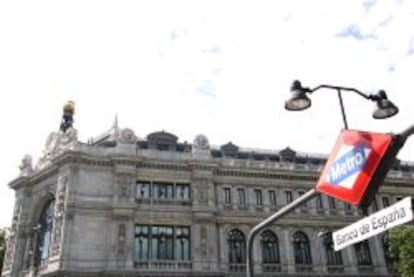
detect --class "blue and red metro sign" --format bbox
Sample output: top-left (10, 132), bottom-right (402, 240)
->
top-left (316, 130), bottom-right (393, 206)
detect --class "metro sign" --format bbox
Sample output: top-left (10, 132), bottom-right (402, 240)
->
top-left (316, 130), bottom-right (393, 207)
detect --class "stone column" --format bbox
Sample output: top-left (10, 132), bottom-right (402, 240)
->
top-left (371, 237), bottom-right (388, 275)
top-left (343, 245), bottom-right (358, 274)
top-left (282, 227), bottom-right (295, 273)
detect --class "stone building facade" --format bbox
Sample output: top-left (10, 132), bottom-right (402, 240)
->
top-left (2, 121), bottom-right (414, 277)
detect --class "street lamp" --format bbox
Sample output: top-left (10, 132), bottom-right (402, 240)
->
top-left (246, 81), bottom-right (404, 277)
top-left (285, 80), bottom-right (399, 129)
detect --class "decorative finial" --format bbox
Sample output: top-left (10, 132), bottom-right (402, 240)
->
top-left (60, 101), bottom-right (75, 133)
top-left (19, 154), bottom-right (34, 176)
top-left (193, 134), bottom-right (210, 150)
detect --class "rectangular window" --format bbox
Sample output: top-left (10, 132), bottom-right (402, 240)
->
top-left (316, 195), bottom-right (323, 209)
top-left (285, 191), bottom-right (293, 204)
top-left (396, 196), bottom-right (403, 202)
top-left (382, 197), bottom-right (389, 208)
top-left (136, 181), bottom-right (191, 201)
top-left (224, 188), bottom-right (231, 204)
top-left (238, 188), bottom-right (246, 206)
top-left (372, 199), bottom-right (378, 211)
top-left (176, 183), bottom-right (190, 200)
top-left (153, 182), bottom-right (174, 199)
top-left (134, 225), bottom-right (190, 263)
top-left (136, 181), bottom-right (151, 199)
top-left (255, 189), bottom-right (263, 206)
top-left (134, 226), bottom-right (149, 261)
top-left (345, 203), bottom-right (352, 213)
top-left (329, 197), bottom-right (336, 210)
top-left (269, 190), bottom-right (277, 206)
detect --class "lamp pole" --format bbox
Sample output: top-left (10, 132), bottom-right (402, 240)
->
top-left (246, 81), bottom-right (400, 277)
top-left (285, 81), bottom-right (399, 129)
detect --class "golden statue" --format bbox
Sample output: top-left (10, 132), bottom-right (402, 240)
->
top-left (60, 100), bottom-right (75, 132)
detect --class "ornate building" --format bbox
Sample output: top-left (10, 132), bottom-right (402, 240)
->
top-left (2, 109), bottom-right (414, 277)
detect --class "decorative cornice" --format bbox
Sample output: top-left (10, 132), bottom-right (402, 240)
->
top-left (8, 148), bottom-right (414, 191)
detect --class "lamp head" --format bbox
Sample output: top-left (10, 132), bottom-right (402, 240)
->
top-left (372, 90), bottom-right (399, 119)
top-left (285, 80), bottom-right (311, 111)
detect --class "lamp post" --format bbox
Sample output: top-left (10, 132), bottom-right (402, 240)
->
top-left (285, 80), bottom-right (399, 129)
top-left (246, 81), bottom-right (400, 277)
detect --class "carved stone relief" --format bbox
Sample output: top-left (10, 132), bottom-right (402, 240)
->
top-left (117, 128), bottom-right (138, 144)
top-left (193, 134), bottom-right (210, 150)
top-left (3, 205), bottom-right (21, 272)
top-left (115, 223), bottom-right (127, 268)
top-left (117, 223), bottom-right (126, 256)
top-left (51, 176), bottom-right (68, 257)
top-left (36, 128), bottom-right (79, 170)
top-left (117, 174), bottom-right (133, 199)
top-left (197, 179), bottom-right (209, 205)
top-left (200, 226), bottom-right (208, 257)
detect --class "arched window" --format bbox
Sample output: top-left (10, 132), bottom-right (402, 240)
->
top-left (261, 230), bottom-right (280, 264)
top-left (355, 240), bottom-right (372, 265)
top-left (35, 199), bottom-right (55, 267)
top-left (321, 233), bottom-right (343, 267)
top-left (227, 229), bottom-right (246, 264)
top-left (382, 234), bottom-right (394, 268)
top-left (293, 231), bottom-right (312, 265)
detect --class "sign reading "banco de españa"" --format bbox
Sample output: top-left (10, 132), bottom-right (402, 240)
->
top-left (316, 130), bottom-right (393, 206)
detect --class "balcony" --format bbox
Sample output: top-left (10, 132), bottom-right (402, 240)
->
top-left (262, 263), bottom-right (282, 272)
top-left (228, 263), bottom-right (246, 272)
top-left (134, 260), bottom-right (192, 271)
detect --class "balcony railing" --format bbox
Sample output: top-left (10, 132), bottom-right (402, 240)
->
top-left (295, 264), bottom-right (313, 272)
top-left (357, 265), bottom-right (374, 273)
top-left (327, 265), bottom-right (344, 273)
top-left (228, 263), bottom-right (246, 272)
top-left (262, 263), bottom-right (282, 272)
top-left (134, 260), bottom-right (192, 271)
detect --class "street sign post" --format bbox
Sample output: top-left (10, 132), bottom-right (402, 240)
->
top-left (316, 129), bottom-right (394, 207)
top-left (333, 197), bottom-right (413, 251)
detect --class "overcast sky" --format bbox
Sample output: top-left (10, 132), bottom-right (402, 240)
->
top-left (1, 0), bottom-right (413, 228)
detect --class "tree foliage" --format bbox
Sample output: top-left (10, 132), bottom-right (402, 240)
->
top-left (389, 225), bottom-right (414, 277)
top-left (0, 228), bottom-right (7, 274)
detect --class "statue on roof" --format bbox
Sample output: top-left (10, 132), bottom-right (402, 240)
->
top-left (36, 101), bottom-right (79, 170)
top-left (193, 134), bottom-right (210, 150)
top-left (19, 154), bottom-right (34, 176)
top-left (60, 101), bottom-right (75, 133)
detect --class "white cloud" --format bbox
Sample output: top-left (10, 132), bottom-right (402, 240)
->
top-left (0, 0), bottom-right (413, 227)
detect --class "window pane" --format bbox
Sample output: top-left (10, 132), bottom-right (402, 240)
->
top-left (255, 190), bottom-right (263, 206)
top-left (153, 182), bottom-right (173, 199)
top-left (224, 188), bottom-right (231, 204)
top-left (261, 230), bottom-right (280, 264)
top-left (269, 191), bottom-right (277, 206)
top-left (136, 181), bottom-right (151, 199)
top-left (316, 195), bottom-right (323, 209)
top-left (329, 197), bottom-right (336, 209)
top-left (322, 233), bottom-right (343, 266)
top-left (382, 197), bottom-right (389, 208)
top-left (228, 229), bottom-right (246, 263)
top-left (285, 191), bottom-right (293, 204)
top-left (238, 189), bottom-right (245, 206)
top-left (355, 241), bottom-right (372, 265)
top-left (134, 226), bottom-right (149, 261)
top-left (293, 231), bottom-right (312, 265)
top-left (176, 183), bottom-right (190, 200)
top-left (175, 227), bottom-right (191, 260)
top-left (36, 199), bottom-right (55, 267)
